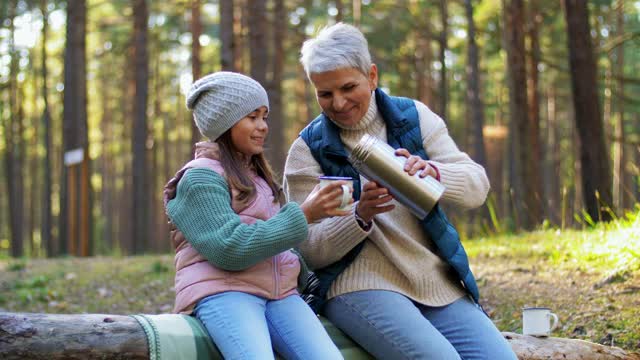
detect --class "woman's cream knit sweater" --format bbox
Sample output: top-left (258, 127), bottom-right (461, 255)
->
top-left (283, 93), bottom-right (490, 306)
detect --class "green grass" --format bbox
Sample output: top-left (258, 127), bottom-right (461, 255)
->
top-left (466, 210), bottom-right (640, 274)
top-left (0, 255), bottom-right (175, 314)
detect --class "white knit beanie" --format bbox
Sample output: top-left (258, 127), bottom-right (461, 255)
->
top-left (186, 72), bottom-right (269, 141)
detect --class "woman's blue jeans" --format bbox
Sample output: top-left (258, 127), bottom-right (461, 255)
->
top-left (194, 292), bottom-right (343, 360)
top-left (324, 290), bottom-right (517, 360)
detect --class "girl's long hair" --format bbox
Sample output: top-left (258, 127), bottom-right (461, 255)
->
top-left (216, 130), bottom-right (282, 207)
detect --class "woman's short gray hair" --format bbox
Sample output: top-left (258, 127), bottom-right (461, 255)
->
top-left (300, 22), bottom-right (372, 77)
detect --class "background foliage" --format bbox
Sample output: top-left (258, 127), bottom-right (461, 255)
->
top-left (0, 0), bottom-right (638, 257)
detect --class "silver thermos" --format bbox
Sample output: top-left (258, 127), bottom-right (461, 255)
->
top-left (349, 134), bottom-right (445, 219)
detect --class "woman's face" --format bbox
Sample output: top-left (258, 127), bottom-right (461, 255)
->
top-left (230, 106), bottom-right (269, 156)
top-left (310, 65), bottom-right (378, 127)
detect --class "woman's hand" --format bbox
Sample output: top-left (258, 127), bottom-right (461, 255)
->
top-left (300, 181), bottom-right (353, 223)
top-left (355, 181), bottom-right (395, 223)
top-left (395, 148), bottom-right (437, 178)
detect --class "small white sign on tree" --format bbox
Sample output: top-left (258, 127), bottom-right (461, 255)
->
top-left (64, 148), bottom-right (84, 166)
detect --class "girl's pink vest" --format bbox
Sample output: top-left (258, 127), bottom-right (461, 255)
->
top-left (164, 146), bottom-right (300, 314)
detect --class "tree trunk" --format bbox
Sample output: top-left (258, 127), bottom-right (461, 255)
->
top-left (152, 52), bottom-right (169, 253)
top-left (293, 0), bottom-right (314, 133)
top-left (464, 0), bottom-right (487, 169)
top-left (0, 313), bottom-right (147, 359)
top-left (503, 0), bottom-right (540, 230)
top-left (265, 0), bottom-right (286, 175)
top-left (562, 0), bottom-right (613, 222)
top-left (544, 85), bottom-right (561, 226)
top-left (190, 0), bottom-right (203, 148)
top-left (99, 59), bottom-right (114, 253)
top-left (175, 85), bottom-right (185, 173)
top-left (0, 104), bottom-right (5, 248)
top-left (352, 0), bottom-right (361, 27)
top-left (438, 0), bottom-right (448, 119)
top-left (149, 128), bottom-right (159, 252)
top-left (634, 113), bottom-right (640, 203)
top-left (40, 0), bottom-right (54, 257)
top-left (234, 0), bottom-right (246, 73)
top-left (5, 0), bottom-right (24, 257)
top-left (525, 0), bottom-right (543, 222)
top-left (1, 313), bottom-right (638, 360)
top-left (463, 0), bottom-right (491, 230)
top-left (571, 111), bottom-right (583, 227)
top-left (612, 0), bottom-right (627, 212)
top-left (335, 0), bottom-right (343, 22)
top-left (414, 10), bottom-right (434, 107)
top-left (248, 0), bottom-right (267, 86)
top-left (119, 48), bottom-right (136, 254)
top-left (503, 332), bottom-right (640, 360)
top-left (220, 0), bottom-right (235, 71)
top-left (132, 0), bottom-right (149, 254)
top-left (61, 0), bottom-right (90, 256)
top-left (28, 75), bottom-right (40, 256)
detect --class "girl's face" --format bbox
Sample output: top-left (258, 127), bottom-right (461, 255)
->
top-left (310, 64), bottom-right (378, 127)
top-left (230, 106), bottom-right (269, 156)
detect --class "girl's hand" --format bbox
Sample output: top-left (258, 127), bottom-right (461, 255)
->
top-left (395, 148), bottom-right (437, 178)
top-left (300, 181), bottom-right (353, 223)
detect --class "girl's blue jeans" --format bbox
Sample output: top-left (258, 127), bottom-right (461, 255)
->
top-left (194, 292), bottom-right (343, 360)
top-left (324, 290), bottom-right (517, 360)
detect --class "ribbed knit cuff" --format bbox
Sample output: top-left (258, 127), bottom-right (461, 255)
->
top-left (427, 161), bottom-right (470, 202)
top-left (327, 205), bottom-right (372, 254)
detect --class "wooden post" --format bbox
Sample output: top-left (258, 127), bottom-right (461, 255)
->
top-left (67, 164), bottom-right (77, 256)
top-left (64, 148), bottom-right (90, 256)
top-left (79, 155), bottom-right (90, 256)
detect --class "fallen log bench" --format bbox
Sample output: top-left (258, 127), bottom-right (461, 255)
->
top-left (0, 312), bottom-right (638, 360)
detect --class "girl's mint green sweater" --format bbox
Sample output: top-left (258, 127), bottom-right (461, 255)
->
top-left (166, 168), bottom-right (309, 271)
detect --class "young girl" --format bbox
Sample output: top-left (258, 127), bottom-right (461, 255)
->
top-left (163, 72), bottom-right (347, 360)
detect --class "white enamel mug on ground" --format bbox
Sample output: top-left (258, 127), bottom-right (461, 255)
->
top-left (522, 307), bottom-right (559, 337)
top-left (318, 176), bottom-right (354, 211)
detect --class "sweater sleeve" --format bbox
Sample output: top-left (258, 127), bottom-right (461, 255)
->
top-left (415, 100), bottom-right (490, 210)
top-left (283, 138), bottom-right (371, 270)
top-left (166, 168), bottom-right (309, 271)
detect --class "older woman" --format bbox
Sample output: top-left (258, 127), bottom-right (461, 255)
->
top-left (283, 23), bottom-right (516, 360)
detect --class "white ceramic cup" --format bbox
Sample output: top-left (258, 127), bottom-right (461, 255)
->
top-left (318, 176), bottom-right (354, 211)
top-left (522, 307), bottom-right (559, 337)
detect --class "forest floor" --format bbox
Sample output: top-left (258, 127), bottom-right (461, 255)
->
top-left (1, 218), bottom-right (639, 352)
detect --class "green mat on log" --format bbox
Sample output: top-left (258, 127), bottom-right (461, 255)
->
top-left (132, 314), bottom-right (373, 360)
